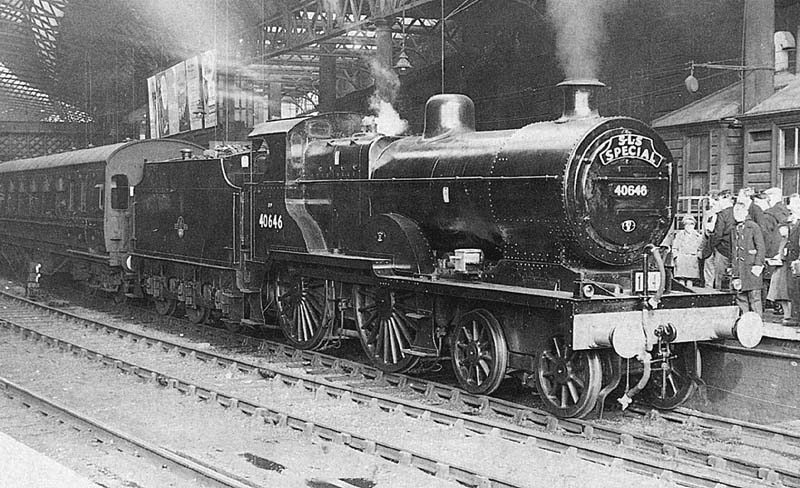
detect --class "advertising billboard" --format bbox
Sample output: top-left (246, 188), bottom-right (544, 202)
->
top-left (147, 50), bottom-right (217, 138)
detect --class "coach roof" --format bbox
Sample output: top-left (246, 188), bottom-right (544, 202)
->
top-left (0, 139), bottom-right (201, 173)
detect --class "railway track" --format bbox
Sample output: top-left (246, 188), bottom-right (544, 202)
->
top-left (0, 376), bottom-right (265, 488)
top-left (0, 290), bottom-right (797, 487)
top-left (0, 293), bottom-right (531, 488)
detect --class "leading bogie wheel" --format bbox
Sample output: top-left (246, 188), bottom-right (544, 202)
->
top-left (535, 335), bottom-right (602, 418)
top-left (642, 342), bottom-right (700, 410)
top-left (352, 285), bottom-right (421, 373)
top-left (274, 270), bottom-right (335, 350)
top-left (450, 309), bottom-right (508, 395)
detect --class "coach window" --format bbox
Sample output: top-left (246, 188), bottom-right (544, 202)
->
top-left (95, 183), bottom-right (104, 211)
top-left (685, 133), bottom-right (710, 196)
top-left (779, 127), bottom-right (800, 195)
top-left (67, 178), bottom-right (75, 212)
top-left (42, 177), bottom-right (54, 217)
top-left (110, 174), bottom-right (129, 210)
top-left (16, 178), bottom-right (24, 216)
top-left (7, 180), bottom-right (15, 215)
top-left (79, 176), bottom-right (87, 213)
top-left (30, 177), bottom-right (39, 216)
top-left (55, 177), bottom-right (66, 215)
top-left (23, 178), bottom-right (31, 215)
top-left (16, 179), bottom-right (23, 215)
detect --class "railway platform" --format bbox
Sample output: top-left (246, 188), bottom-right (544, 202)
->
top-left (762, 315), bottom-right (800, 340)
top-left (0, 430), bottom-right (99, 488)
top-left (685, 312), bottom-right (800, 424)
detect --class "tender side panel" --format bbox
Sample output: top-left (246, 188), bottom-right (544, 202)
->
top-left (135, 159), bottom-right (236, 265)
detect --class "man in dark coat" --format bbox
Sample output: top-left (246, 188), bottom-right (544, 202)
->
top-left (762, 187), bottom-right (791, 257)
top-left (761, 188), bottom-right (792, 314)
top-left (710, 190), bottom-right (735, 289)
top-left (731, 202), bottom-right (766, 315)
top-left (784, 193), bottom-right (800, 324)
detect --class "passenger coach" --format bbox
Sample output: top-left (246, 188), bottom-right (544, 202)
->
top-left (0, 139), bottom-right (201, 296)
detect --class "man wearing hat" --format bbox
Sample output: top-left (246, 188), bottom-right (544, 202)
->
top-left (731, 202), bottom-right (766, 314)
top-left (710, 189), bottom-right (735, 289)
top-left (672, 214), bottom-right (703, 287)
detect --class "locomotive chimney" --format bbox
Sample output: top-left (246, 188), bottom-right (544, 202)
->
top-left (557, 79), bottom-right (605, 120)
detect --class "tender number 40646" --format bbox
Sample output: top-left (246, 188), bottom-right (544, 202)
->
top-left (258, 213), bottom-right (283, 230)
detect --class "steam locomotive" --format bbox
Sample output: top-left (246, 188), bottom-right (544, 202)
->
top-left (0, 80), bottom-right (763, 418)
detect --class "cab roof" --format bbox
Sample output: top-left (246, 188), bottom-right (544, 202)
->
top-left (248, 116), bottom-right (312, 138)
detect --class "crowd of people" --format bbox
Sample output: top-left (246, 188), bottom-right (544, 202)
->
top-left (667, 187), bottom-right (800, 327)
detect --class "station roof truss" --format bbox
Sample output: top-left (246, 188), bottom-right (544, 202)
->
top-left (237, 0), bottom-right (476, 103)
top-left (0, 0), bottom-right (90, 122)
top-left (0, 0), bottom-right (484, 122)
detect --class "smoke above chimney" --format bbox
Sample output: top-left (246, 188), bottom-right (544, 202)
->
top-left (546, 0), bottom-right (623, 80)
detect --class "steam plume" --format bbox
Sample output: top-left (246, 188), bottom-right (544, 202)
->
top-left (366, 57), bottom-right (408, 136)
top-left (547, 0), bottom-right (622, 80)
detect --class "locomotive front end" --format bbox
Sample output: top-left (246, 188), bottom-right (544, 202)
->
top-left (491, 81), bottom-right (764, 415)
top-left (562, 91), bottom-right (675, 266)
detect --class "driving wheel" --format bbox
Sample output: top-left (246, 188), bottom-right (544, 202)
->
top-left (274, 270), bottom-right (334, 350)
top-left (535, 335), bottom-right (602, 418)
top-left (450, 309), bottom-right (508, 395)
top-left (352, 285), bottom-right (421, 373)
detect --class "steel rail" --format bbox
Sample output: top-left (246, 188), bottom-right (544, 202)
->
top-left (0, 376), bottom-right (261, 488)
top-left (0, 292), bottom-right (789, 487)
top-left (627, 404), bottom-right (800, 454)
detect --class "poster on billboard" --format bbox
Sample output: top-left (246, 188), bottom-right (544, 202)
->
top-left (186, 57), bottom-right (202, 131)
top-left (146, 50), bottom-right (217, 138)
top-left (166, 65), bottom-right (179, 136)
top-left (200, 50), bottom-right (218, 128)
top-left (147, 77), bottom-right (158, 138)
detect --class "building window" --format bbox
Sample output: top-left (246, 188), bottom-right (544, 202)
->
top-left (780, 127), bottom-right (800, 195)
top-left (685, 133), bottom-right (710, 196)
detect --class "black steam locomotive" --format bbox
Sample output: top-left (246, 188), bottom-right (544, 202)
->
top-left (0, 81), bottom-right (763, 418)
